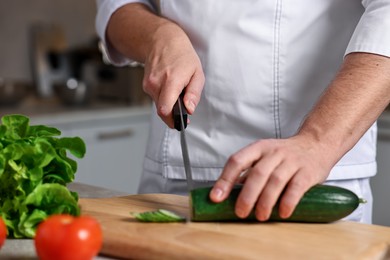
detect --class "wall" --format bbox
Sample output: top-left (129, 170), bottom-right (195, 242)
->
top-left (0, 0), bottom-right (98, 81)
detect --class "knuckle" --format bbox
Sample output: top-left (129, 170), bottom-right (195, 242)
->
top-left (289, 178), bottom-right (310, 192)
top-left (251, 166), bottom-right (269, 179)
top-left (156, 107), bottom-right (169, 118)
top-left (254, 139), bottom-right (267, 147)
top-left (142, 75), bottom-right (160, 93)
top-left (268, 173), bottom-right (284, 186)
top-left (219, 175), bottom-right (235, 186)
top-left (156, 108), bottom-right (164, 118)
top-left (272, 145), bottom-right (289, 158)
top-left (227, 154), bottom-right (244, 168)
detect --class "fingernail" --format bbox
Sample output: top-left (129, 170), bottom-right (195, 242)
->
top-left (255, 207), bottom-right (269, 221)
top-left (256, 212), bottom-right (268, 222)
top-left (279, 209), bottom-right (291, 219)
top-left (260, 213), bottom-right (269, 221)
top-left (235, 207), bottom-right (246, 218)
top-left (186, 100), bottom-right (196, 113)
top-left (211, 188), bottom-right (223, 200)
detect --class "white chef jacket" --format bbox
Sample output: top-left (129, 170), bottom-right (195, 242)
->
top-left (96, 0), bottom-right (390, 182)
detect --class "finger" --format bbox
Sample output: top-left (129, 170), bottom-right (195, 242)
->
top-left (210, 141), bottom-right (264, 203)
top-left (254, 162), bottom-right (298, 221)
top-left (156, 78), bottom-right (186, 128)
top-left (142, 68), bottom-right (161, 104)
top-left (234, 154), bottom-right (283, 218)
top-left (183, 69), bottom-right (205, 115)
top-left (277, 174), bottom-right (313, 219)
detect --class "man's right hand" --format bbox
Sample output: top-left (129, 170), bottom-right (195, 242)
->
top-left (142, 21), bottom-right (205, 128)
top-left (107, 3), bottom-right (205, 127)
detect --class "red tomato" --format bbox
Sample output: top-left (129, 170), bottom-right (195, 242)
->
top-left (0, 217), bottom-right (6, 249)
top-left (34, 214), bottom-right (103, 260)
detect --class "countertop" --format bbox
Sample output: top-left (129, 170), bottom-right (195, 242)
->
top-left (0, 182), bottom-right (128, 260)
top-left (0, 94), bottom-right (152, 121)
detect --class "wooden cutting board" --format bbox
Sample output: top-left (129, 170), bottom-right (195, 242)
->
top-left (79, 194), bottom-right (390, 260)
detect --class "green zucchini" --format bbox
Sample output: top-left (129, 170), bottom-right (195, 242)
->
top-left (132, 209), bottom-right (186, 222)
top-left (190, 184), bottom-right (365, 223)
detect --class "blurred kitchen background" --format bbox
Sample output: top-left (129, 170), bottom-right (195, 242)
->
top-left (0, 0), bottom-right (152, 199)
top-left (0, 1), bottom-right (389, 226)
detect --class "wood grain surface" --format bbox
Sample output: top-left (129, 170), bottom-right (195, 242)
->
top-left (79, 194), bottom-right (390, 260)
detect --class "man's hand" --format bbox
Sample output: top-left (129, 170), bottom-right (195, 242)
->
top-left (142, 22), bottom-right (204, 128)
top-left (210, 135), bottom-right (332, 221)
top-left (107, 3), bottom-right (205, 127)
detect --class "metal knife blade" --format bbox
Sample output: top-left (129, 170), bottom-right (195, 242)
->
top-left (173, 91), bottom-right (194, 191)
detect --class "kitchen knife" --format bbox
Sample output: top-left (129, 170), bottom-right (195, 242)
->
top-left (173, 91), bottom-right (194, 191)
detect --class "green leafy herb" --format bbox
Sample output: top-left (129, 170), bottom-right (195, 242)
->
top-left (132, 209), bottom-right (186, 222)
top-left (0, 114), bottom-right (86, 238)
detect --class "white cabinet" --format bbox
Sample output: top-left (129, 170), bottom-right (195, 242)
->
top-left (30, 107), bottom-right (151, 194)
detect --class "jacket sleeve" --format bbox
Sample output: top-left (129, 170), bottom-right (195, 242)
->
top-left (345, 0), bottom-right (390, 57)
top-left (95, 0), bottom-right (156, 66)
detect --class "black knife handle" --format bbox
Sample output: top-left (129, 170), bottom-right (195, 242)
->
top-left (173, 91), bottom-right (188, 131)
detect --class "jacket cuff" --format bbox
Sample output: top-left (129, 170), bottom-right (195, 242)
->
top-left (95, 0), bottom-right (155, 66)
top-left (345, 0), bottom-right (390, 58)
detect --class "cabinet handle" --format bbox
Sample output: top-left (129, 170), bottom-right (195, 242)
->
top-left (97, 129), bottom-right (134, 140)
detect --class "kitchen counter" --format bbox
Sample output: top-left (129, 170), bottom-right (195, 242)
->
top-left (0, 94), bottom-right (151, 120)
top-left (0, 183), bottom-right (128, 260)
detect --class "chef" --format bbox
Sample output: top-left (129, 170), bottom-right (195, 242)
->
top-left (96, 0), bottom-right (390, 224)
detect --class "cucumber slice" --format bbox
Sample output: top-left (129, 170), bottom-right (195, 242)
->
top-left (132, 209), bottom-right (186, 222)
